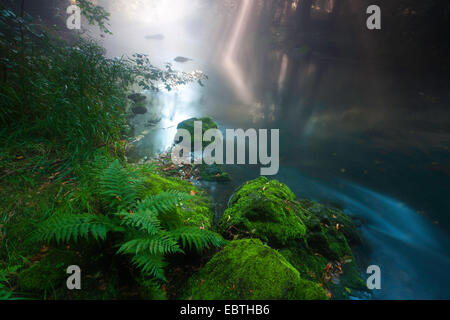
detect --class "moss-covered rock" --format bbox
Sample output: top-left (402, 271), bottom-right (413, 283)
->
top-left (17, 249), bottom-right (78, 293)
top-left (219, 177), bottom-right (307, 245)
top-left (198, 163), bottom-right (230, 182)
top-left (137, 277), bottom-right (167, 300)
top-left (183, 239), bottom-right (328, 300)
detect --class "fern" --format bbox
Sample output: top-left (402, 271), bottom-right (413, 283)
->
top-left (171, 227), bottom-right (227, 252)
top-left (137, 191), bottom-right (189, 214)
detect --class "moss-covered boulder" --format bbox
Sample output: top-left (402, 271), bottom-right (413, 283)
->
top-left (219, 177), bottom-right (306, 245)
top-left (218, 177), bottom-right (366, 299)
top-left (131, 100), bottom-right (147, 115)
top-left (183, 239), bottom-right (328, 300)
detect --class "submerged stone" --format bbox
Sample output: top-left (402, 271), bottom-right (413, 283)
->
top-left (183, 239), bottom-right (328, 300)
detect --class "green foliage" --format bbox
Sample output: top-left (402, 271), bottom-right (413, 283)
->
top-left (35, 213), bottom-right (117, 244)
top-left (97, 160), bottom-right (144, 211)
top-left (34, 160), bottom-right (225, 282)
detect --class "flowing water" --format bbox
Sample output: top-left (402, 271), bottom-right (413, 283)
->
top-left (90, 0), bottom-right (450, 299)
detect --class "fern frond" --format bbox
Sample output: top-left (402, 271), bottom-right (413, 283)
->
top-left (131, 253), bottom-right (167, 281)
top-left (35, 213), bottom-right (118, 244)
top-left (137, 191), bottom-right (190, 214)
top-left (117, 231), bottom-right (182, 255)
top-left (171, 227), bottom-right (226, 252)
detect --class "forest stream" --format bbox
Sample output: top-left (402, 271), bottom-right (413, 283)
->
top-left (89, 0), bottom-right (450, 299)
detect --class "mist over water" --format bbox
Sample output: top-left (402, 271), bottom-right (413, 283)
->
top-left (90, 0), bottom-right (450, 299)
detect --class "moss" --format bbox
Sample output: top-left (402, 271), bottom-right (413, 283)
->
top-left (198, 163), bottom-right (231, 182)
top-left (176, 117), bottom-right (230, 182)
top-left (131, 100), bottom-right (147, 114)
top-left (183, 239), bottom-right (328, 300)
top-left (143, 172), bottom-right (193, 195)
top-left (219, 177), bottom-right (306, 245)
top-left (137, 277), bottom-right (167, 300)
top-left (328, 260), bottom-right (367, 299)
top-left (176, 117), bottom-right (218, 149)
top-left (279, 244), bottom-right (328, 282)
top-left (298, 199), bottom-right (362, 246)
top-left (17, 249), bottom-right (78, 293)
